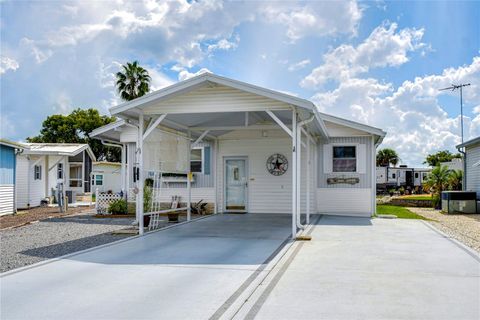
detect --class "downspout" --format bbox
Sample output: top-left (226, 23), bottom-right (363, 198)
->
top-left (295, 114), bottom-right (315, 230)
top-left (14, 148), bottom-right (23, 214)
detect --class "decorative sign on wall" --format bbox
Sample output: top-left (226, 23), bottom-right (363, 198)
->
top-left (266, 153), bottom-right (288, 176)
top-left (326, 177), bottom-right (360, 185)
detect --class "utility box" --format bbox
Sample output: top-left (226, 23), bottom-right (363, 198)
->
top-left (441, 191), bottom-right (477, 214)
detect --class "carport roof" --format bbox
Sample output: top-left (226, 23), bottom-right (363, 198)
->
top-left (98, 73), bottom-right (385, 142)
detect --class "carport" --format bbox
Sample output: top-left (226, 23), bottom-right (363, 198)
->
top-left (92, 72), bottom-right (329, 238)
top-left (0, 213), bottom-right (294, 319)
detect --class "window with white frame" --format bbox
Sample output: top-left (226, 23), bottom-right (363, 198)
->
top-left (91, 174), bottom-right (103, 186)
top-left (332, 146), bottom-right (356, 172)
top-left (69, 164), bottom-right (82, 187)
top-left (190, 147), bottom-right (203, 173)
top-left (57, 163), bottom-right (63, 179)
top-left (34, 165), bottom-right (42, 180)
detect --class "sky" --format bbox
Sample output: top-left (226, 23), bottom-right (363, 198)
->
top-left (1, 0), bottom-right (479, 167)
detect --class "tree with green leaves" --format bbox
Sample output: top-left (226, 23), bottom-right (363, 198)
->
top-left (447, 169), bottom-right (463, 191)
top-left (424, 165), bottom-right (450, 194)
top-left (376, 148), bottom-right (400, 167)
top-left (116, 61), bottom-right (151, 101)
top-left (424, 150), bottom-right (462, 167)
top-left (27, 108), bottom-right (119, 161)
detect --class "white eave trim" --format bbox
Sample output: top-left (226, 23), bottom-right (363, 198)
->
top-left (90, 119), bottom-right (126, 138)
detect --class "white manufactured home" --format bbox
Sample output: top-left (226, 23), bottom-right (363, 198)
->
top-left (91, 161), bottom-right (122, 193)
top-left (91, 73), bottom-right (385, 237)
top-left (457, 137), bottom-right (480, 198)
top-left (15, 143), bottom-right (95, 209)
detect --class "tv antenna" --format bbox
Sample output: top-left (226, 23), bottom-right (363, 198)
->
top-left (439, 83), bottom-right (471, 144)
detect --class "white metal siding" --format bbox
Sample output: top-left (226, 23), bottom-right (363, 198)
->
top-left (16, 155), bottom-right (46, 209)
top-left (466, 144), bottom-right (480, 197)
top-left (216, 137), bottom-right (315, 214)
top-left (143, 85), bottom-right (291, 115)
top-left (0, 185), bottom-right (14, 215)
top-left (318, 136), bottom-right (373, 188)
top-left (317, 188), bottom-right (372, 217)
top-left (92, 164), bottom-right (122, 193)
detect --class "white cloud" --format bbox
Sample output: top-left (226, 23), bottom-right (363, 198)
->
top-left (207, 35), bottom-right (240, 53)
top-left (0, 56), bottom-right (19, 74)
top-left (261, 1), bottom-right (362, 41)
top-left (178, 68), bottom-right (212, 81)
top-left (288, 59), bottom-right (310, 71)
top-left (302, 23), bottom-right (425, 88)
top-left (312, 57), bottom-right (480, 166)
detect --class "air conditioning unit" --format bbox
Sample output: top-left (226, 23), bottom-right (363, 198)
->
top-left (441, 191), bottom-right (477, 214)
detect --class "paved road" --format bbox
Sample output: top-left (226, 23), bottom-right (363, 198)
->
top-left (0, 213), bottom-right (292, 320)
top-left (238, 216), bottom-right (480, 320)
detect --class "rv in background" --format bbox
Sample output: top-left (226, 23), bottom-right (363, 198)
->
top-left (376, 165), bottom-right (431, 194)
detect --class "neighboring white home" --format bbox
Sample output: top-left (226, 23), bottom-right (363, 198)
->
top-left (91, 162), bottom-right (121, 193)
top-left (457, 137), bottom-right (480, 197)
top-left (16, 143), bottom-right (96, 209)
top-left (0, 139), bottom-right (26, 215)
top-left (91, 73), bottom-right (386, 237)
top-left (440, 157), bottom-right (463, 171)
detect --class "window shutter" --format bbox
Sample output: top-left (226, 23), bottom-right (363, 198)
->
top-left (204, 146), bottom-right (211, 175)
top-left (323, 144), bottom-right (332, 173)
top-left (357, 144), bottom-right (367, 174)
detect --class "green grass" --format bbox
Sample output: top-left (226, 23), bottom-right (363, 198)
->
top-left (397, 195), bottom-right (432, 201)
top-left (376, 205), bottom-right (427, 220)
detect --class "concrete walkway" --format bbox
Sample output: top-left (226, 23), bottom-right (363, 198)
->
top-left (1, 213), bottom-right (292, 320)
top-left (237, 216), bottom-right (480, 320)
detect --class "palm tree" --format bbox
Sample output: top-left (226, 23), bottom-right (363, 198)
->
top-left (448, 169), bottom-right (463, 191)
top-left (116, 61), bottom-right (151, 101)
top-left (424, 164), bottom-right (450, 195)
top-left (376, 148), bottom-right (400, 167)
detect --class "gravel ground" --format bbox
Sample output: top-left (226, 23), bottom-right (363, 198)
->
top-left (408, 207), bottom-right (480, 253)
top-left (0, 206), bottom-right (94, 229)
top-left (0, 211), bottom-right (134, 273)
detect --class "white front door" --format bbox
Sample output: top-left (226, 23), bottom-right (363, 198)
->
top-left (224, 157), bottom-right (248, 212)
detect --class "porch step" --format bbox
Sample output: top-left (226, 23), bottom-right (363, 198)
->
top-left (75, 194), bottom-right (93, 202)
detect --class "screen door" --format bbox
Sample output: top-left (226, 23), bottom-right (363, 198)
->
top-left (224, 157), bottom-right (248, 212)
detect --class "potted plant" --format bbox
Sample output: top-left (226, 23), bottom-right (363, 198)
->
top-left (168, 211), bottom-right (180, 223)
top-left (388, 188), bottom-right (395, 197)
top-left (399, 186), bottom-right (405, 195)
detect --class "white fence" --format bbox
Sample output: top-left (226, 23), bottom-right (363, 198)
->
top-left (95, 190), bottom-right (123, 214)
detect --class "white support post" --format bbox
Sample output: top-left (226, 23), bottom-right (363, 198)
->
top-left (187, 130), bottom-right (192, 221)
top-left (214, 138), bottom-right (218, 214)
top-left (121, 143), bottom-right (126, 198)
top-left (306, 136), bottom-right (311, 224)
top-left (372, 136), bottom-right (376, 217)
top-left (296, 121), bottom-right (302, 227)
top-left (187, 173), bottom-right (192, 221)
top-left (291, 110), bottom-right (297, 239)
top-left (138, 113), bottom-right (145, 235)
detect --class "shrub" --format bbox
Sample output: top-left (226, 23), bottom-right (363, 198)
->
top-left (108, 199), bottom-right (128, 214)
top-left (432, 193), bottom-right (441, 210)
top-left (144, 186), bottom-right (152, 212)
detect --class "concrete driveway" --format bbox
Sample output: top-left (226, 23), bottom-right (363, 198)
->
top-left (0, 213), bottom-right (292, 320)
top-left (235, 216), bottom-right (480, 320)
top-left (2, 214), bottom-right (479, 320)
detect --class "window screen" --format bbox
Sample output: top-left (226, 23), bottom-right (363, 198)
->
top-left (34, 165), bottom-right (42, 180)
top-left (190, 148), bottom-right (203, 173)
top-left (332, 146), bottom-right (356, 172)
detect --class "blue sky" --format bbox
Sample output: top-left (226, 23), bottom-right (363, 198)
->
top-left (1, 0), bottom-right (479, 166)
